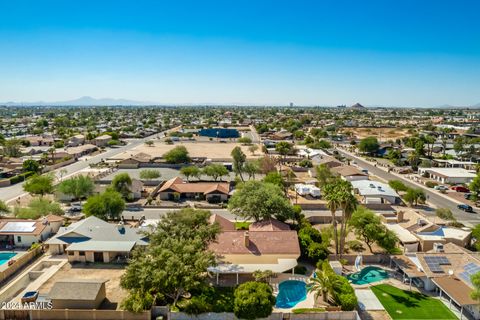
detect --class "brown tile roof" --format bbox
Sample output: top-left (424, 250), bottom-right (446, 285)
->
top-left (209, 214), bottom-right (235, 231)
top-left (249, 218), bottom-right (290, 231)
top-left (159, 177), bottom-right (230, 195)
top-left (209, 230), bottom-right (300, 255)
top-left (331, 165), bottom-right (367, 177)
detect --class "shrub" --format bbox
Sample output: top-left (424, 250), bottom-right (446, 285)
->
top-left (294, 265), bottom-right (307, 275)
top-left (10, 171), bottom-right (34, 184)
top-left (337, 293), bottom-right (357, 311)
top-left (234, 282), bottom-right (275, 320)
top-left (183, 296), bottom-right (211, 315)
top-left (347, 240), bottom-right (364, 253)
top-left (425, 181), bottom-right (438, 188)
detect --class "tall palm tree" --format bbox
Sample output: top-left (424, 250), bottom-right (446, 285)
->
top-left (323, 183), bottom-right (341, 256)
top-left (307, 269), bottom-right (342, 303)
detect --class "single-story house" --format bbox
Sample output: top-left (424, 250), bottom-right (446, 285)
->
top-left (208, 216), bottom-right (301, 284)
top-left (0, 215), bottom-right (63, 248)
top-left (66, 144), bottom-right (97, 159)
top-left (48, 279), bottom-right (107, 309)
top-left (351, 180), bottom-right (401, 204)
top-left (158, 177), bottom-right (230, 202)
top-left (418, 167), bottom-right (476, 185)
top-left (46, 216), bottom-right (148, 263)
top-left (93, 134), bottom-right (112, 147)
top-left (68, 134), bottom-right (85, 147)
top-left (331, 165), bottom-right (369, 181)
top-left (117, 152), bottom-right (152, 168)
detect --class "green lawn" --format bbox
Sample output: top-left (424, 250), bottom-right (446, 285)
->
top-left (234, 221), bottom-right (251, 230)
top-left (371, 284), bottom-right (457, 320)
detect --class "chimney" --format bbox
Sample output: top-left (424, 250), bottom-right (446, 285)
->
top-left (244, 231), bottom-right (250, 247)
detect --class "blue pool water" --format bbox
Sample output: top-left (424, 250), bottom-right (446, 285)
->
top-left (0, 252), bottom-right (17, 266)
top-left (275, 280), bottom-right (307, 308)
top-left (347, 266), bottom-right (389, 285)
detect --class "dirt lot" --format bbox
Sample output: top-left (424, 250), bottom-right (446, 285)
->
top-left (38, 263), bottom-right (128, 310)
top-left (113, 141), bottom-right (264, 161)
top-left (340, 127), bottom-right (413, 142)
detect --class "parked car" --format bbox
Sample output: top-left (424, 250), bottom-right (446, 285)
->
top-left (451, 185), bottom-right (470, 193)
top-left (69, 202), bottom-right (82, 212)
top-left (434, 185), bottom-right (449, 191)
top-left (464, 193), bottom-right (473, 200)
top-left (457, 204), bottom-right (474, 212)
top-left (125, 205), bottom-right (143, 212)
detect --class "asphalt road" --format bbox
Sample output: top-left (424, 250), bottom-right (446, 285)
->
top-left (336, 149), bottom-right (480, 226)
top-left (0, 131), bottom-right (169, 203)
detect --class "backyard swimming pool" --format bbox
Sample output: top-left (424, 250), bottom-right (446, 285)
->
top-left (0, 252), bottom-right (17, 266)
top-left (275, 280), bottom-right (307, 308)
top-left (347, 266), bottom-right (389, 285)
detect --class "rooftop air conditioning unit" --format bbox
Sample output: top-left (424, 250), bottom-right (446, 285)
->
top-left (433, 243), bottom-right (444, 252)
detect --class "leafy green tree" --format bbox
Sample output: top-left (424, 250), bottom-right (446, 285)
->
top-left (111, 173), bottom-right (132, 198)
top-left (23, 174), bottom-right (55, 197)
top-left (120, 209), bottom-right (220, 310)
top-left (180, 166), bottom-right (200, 181)
top-left (470, 175), bottom-right (480, 201)
top-left (298, 223), bottom-right (329, 261)
top-left (139, 169), bottom-right (161, 180)
top-left (233, 282), bottom-right (275, 320)
top-left (14, 198), bottom-right (63, 219)
top-left (22, 159), bottom-right (41, 173)
top-left (57, 175), bottom-right (95, 200)
top-left (316, 164), bottom-right (336, 187)
top-left (0, 200), bottom-right (10, 215)
top-left (470, 272), bottom-right (480, 302)
top-left (238, 137), bottom-right (252, 144)
top-left (358, 136), bottom-right (379, 155)
top-left (202, 164), bottom-right (229, 181)
top-left (83, 189), bottom-right (125, 220)
top-left (275, 141), bottom-right (294, 164)
top-left (349, 207), bottom-right (398, 253)
top-left (403, 188), bottom-right (426, 206)
top-left (243, 161), bottom-right (259, 180)
top-left (231, 146), bottom-right (247, 181)
top-left (471, 224), bottom-right (480, 251)
top-left (144, 140), bottom-right (154, 147)
top-left (262, 171), bottom-right (285, 189)
top-left (388, 180), bottom-right (408, 192)
top-left (3, 139), bottom-right (23, 157)
top-left (247, 144), bottom-right (259, 155)
top-left (435, 208), bottom-right (455, 221)
top-left (163, 146), bottom-right (190, 164)
top-left (228, 181), bottom-right (294, 222)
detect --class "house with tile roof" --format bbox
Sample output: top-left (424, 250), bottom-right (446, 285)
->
top-left (207, 216), bottom-right (301, 284)
top-left (0, 215), bottom-right (63, 248)
top-left (45, 216), bottom-right (148, 263)
top-left (158, 177), bottom-right (230, 202)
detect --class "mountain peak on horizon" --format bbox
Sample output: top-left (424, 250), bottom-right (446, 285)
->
top-left (1, 96), bottom-right (154, 106)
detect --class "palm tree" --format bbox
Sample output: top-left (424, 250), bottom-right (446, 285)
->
top-left (338, 185), bottom-right (357, 257)
top-left (323, 183), bottom-right (341, 256)
top-left (307, 269), bottom-right (341, 303)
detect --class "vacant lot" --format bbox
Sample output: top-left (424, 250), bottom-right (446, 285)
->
top-left (341, 127), bottom-right (413, 141)
top-left (113, 141), bottom-right (263, 161)
top-left (38, 263), bottom-right (127, 310)
top-left (371, 284), bottom-right (457, 320)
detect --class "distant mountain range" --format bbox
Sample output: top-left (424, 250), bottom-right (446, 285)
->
top-left (1, 96), bottom-right (479, 108)
top-left (0, 96), bottom-right (155, 106)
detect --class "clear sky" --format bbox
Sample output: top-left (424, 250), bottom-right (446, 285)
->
top-left (0, 0), bottom-right (479, 107)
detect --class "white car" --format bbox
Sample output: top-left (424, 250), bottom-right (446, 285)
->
top-left (434, 185), bottom-right (448, 191)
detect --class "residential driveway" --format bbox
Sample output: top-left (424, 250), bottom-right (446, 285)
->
top-left (356, 289), bottom-right (385, 311)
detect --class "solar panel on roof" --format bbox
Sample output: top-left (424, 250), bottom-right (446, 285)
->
top-left (0, 222), bottom-right (36, 233)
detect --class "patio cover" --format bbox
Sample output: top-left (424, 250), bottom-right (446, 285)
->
top-left (208, 258), bottom-right (298, 274)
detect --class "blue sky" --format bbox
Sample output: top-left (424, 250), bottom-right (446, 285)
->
top-left (0, 0), bottom-right (479, 106)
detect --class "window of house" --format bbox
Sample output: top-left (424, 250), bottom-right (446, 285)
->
top-left (67, 251), bottom-right (74, 255)
top-left (17, 236), bottom-right (21, 243)
top-left (79, 251), bottom-right (85, 256)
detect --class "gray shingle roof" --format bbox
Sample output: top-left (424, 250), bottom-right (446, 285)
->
top-left (48, 279), bottom-right (107, 301)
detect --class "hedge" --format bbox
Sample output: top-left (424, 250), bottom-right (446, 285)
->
top-left (10, 171), bottom-right (35, 184)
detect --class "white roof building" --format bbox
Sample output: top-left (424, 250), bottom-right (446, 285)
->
top-left (351, 180), bottom-right (400, 205)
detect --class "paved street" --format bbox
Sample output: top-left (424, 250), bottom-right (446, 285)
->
top-left (0, 131), bottom-right (170, 203)
top-left (336, 149), bottom-right (480, 226)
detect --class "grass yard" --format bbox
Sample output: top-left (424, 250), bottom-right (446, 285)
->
top-left (371, 284), bottom-right (457, 320)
